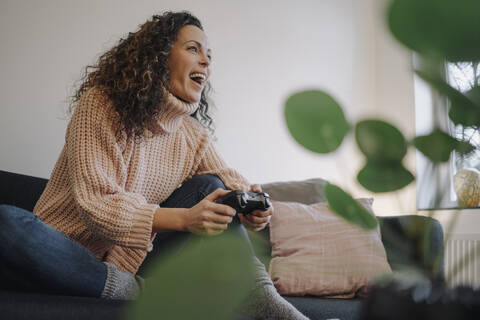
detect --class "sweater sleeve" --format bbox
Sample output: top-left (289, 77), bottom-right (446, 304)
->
top-left (195, 135), bottom-right (251, 191)
top-left (66, 88), bottom-right (158, 250)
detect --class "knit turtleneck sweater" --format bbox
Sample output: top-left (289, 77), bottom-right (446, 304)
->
top-left (33, 87), bottom-right (250, 274)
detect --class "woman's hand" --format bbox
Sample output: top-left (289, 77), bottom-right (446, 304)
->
top-left (183, 188), bottom-right (237, 236)
top-left (238, 184), bottom-right (273, 232)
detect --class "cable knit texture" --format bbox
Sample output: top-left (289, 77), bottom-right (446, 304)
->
top-left (33, 87), bottom-right (250, 274)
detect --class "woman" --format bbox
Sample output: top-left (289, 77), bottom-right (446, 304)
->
top-left (0, 11), bottom-right (308, 320)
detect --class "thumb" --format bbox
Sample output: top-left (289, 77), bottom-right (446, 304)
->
top-left (250, 184), bottom-right (262, 192)
top-left (204, 188), bottom-right (231, 202)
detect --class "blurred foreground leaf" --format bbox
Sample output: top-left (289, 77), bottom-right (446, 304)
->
top-left (413, 129), bottom-right (459, 163)
top-left (325, 184), bottom-right (378, 230)
top-left (357, 162), bottom-right (414, 193)
top-left (355, 120), bottom-right (407, 162)
top-left (415, 71), bottom-right (480, 127)
top-left (285, 90), bottom-right (350, 153)
top-left (456, 140), bottom-right (476, 156)
top-left (388, 0), bottom-right (480, 62)
top-left (465, 86), bottom-right (480, 106)
top-left (128, 234), bottom-right (255, 320)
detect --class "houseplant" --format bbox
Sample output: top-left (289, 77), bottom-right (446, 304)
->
top-left (284, 0), bottom-right (480, 318)
top-left (127, 1), bottom-right (480, 319)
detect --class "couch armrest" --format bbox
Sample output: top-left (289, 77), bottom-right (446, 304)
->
top-left (0, 170), bottom-right (48, 211)
top-left (378, 215), bottom-right (444, 280)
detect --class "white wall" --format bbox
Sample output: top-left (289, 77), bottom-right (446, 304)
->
top-left (0, 0), bottom-right (417, 215)
top-left (365, 0), bottom-right (417, 215)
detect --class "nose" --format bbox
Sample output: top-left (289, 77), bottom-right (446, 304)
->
top-left (199, 51), bottom-right (210, 68)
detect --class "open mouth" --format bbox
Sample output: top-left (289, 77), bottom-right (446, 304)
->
top-left (189, 72), bottom-right (206, 86)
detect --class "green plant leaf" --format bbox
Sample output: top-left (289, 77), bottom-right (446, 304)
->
top-left (464, 86), bottom-right (480, 106)
top-left (415, 70), bottom-right (480, 127)
top-left (357, 161), bottom-right (414, 193)
top-left (387, 0), bottom-right (480, 62)
top-left (456, 140), bottom-right (476, 156)
top-left (325, 184), bottom-right (378, 230)
top-left (128, 234), bottom-right (255, 320)
top-left (413, 129), bottom-right (476, 163)
top-left (450, 87), bottom-right (480, 128)
top-left (285, 90), bottom-right (350, 154)
top-left (355, 120), bottom-right (407, 162)
top-left (413, 129), bottom-right (457, 163)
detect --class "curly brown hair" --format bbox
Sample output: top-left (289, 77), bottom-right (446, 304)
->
top-left (70, 11), bottom-right (215, 138)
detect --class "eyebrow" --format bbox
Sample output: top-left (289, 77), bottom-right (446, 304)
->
top-left (184, 40), bottom-right (212, 55)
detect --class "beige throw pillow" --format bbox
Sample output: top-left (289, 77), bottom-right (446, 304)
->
top-left (261, 178), bottom-right (329, 204)
top-left (269, 199), bottom-right (392, 298)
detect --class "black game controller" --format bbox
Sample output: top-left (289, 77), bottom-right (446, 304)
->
top-left (214, 190), bottom-right (271, 215)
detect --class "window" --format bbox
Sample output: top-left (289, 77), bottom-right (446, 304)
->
top-left (414, 57), bottom-right (480, 209)
top-left (447, 62), bottom-right (480, 174)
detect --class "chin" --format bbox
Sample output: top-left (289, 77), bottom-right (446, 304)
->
top-left (170, 87), bottom-right (202, 104)
top-left (172, 94), bottom-right (197, 104)
top-left (185, 93), bottom-right (202, 104)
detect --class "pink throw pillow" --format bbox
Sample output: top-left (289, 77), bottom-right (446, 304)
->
top-left (269, 199), bottom-right (392, 298)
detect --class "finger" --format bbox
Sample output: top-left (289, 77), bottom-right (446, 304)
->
top-left (238, 214), bottom-right (255, 230)
top-left (250, 184), bottom-right (262, 192)
top-left (209, 230), bottom-right (224, 236)
top-left (240, 213), bottom-right (255, 225)
top-left (246, 214), bottom-right (270, 224)
top-left (208, 211), bottom-right (234, 224)
top-left (203, 228), bottom-right (224, 236)
top-left (240, 216), bottom-right (266, 232)
top-left (207, 202), bottom-right (236, 217)
top-left (203, 221), bottom-right (228, 231)
top-left (251, 209), bottom-right (272, 218)
top-left (240, 215), bottom-right (266, 232)
top-left (253, 224), bottom-right (267, 232)
top-left (204, 188), bottom-right (231, 202)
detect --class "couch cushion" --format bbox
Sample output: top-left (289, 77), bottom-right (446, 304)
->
top-left (254, 177), bottom-right (329, 266)
top-left (269, 199), bottom-right (391, 297)
top-left (0, 290), bottom-right (126, 320)
top-left (286, 296), bottom-right (365, 320)
top-left (261, 177), bottom-right (329, 204)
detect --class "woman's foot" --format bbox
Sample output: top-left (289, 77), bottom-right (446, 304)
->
top-left (101, 262), bottom-right (144, 300)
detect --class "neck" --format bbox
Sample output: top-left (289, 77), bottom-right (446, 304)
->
top-left (149, 90), bottom-right (199, 134)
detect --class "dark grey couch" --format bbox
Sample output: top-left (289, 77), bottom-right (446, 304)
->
top-left (0, 170), bottom-right (444, 320)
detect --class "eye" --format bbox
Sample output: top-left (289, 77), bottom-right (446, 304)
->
top-left (187, 46), bottom-right (198, 53)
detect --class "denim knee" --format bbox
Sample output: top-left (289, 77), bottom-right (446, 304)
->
top-left (0, 205), bottom-right (36, 243)
top-left (0, 204), bottom-right (36, 229)
top-left (185, 174), bottom-right (227, 198)
top-left (0, 205), bottom-right (27, 255)
top-left (0, 205), bottom-right (10, 239)
top-left (0, 205), bottom-right (25, 232)
top-left (0, 204), bottom-right (15, 221)
top-left (0, 204), bottom-right (9, 224)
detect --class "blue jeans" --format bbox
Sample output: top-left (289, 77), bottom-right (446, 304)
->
top-left (137, 175), bottom-right (254, 276)
top-left (0, 174), bottom-right (253, 297)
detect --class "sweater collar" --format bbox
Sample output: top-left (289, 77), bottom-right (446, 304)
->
top-left (150, 89), bottom-right (199, 134)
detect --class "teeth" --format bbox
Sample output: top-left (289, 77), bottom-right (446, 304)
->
top-left (190, 73), bottom-right (206, 81)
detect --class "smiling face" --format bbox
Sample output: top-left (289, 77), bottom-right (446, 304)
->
top-left (167, 25), bottom-right (212, 104)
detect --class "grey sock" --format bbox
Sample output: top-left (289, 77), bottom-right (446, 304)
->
top-left (101, 262), bottom-right (144, 300)
top-left (244, 257), bottom-right (310, 320)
